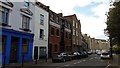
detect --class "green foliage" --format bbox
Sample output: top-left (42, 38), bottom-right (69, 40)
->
top-left (112, 45), bottom-right (120, 53)
top-left (105, 1), bottom-right (120, 45)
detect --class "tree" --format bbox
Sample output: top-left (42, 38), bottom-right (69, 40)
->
top-left (105, 1), bottom-right (120, 46)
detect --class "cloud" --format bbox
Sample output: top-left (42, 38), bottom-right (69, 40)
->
top-left (39, 0), bottom-right (110, 40)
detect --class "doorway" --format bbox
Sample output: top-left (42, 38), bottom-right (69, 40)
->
top-left (10, 37), bottom-right (19, 63)
top-left (34, 46), bottom-right (38, 60)
top-left (48, 44), bottom-right (52, 58)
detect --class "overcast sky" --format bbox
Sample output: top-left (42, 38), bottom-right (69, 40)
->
top-left (38, 0), bottom-right (110, 40)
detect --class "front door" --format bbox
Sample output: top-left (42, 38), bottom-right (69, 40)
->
top-left (10, 37), bottom-right (19, 63)
top-left (48, 44), bottom-right (52, 58)
top-left (34, 46), bottom-right (38, 60)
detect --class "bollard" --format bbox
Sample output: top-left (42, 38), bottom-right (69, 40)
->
top-left (22, 55), bottom-right (24, 67)
top-left (35, 58), bottom-right (37, 64)
top-left (45, 54), bottom-right (47, 62)
top-left (35, 55), bottom-right (38, 64)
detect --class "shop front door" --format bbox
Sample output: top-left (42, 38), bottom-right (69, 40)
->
top-left (10, 37), bottom-right (19, 63)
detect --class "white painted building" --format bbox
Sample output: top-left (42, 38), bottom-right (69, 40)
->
top-left (32, 2), bottom-right (49, 60)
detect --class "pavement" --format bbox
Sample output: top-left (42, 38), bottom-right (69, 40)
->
top-left (107, 54), bottom-right (120, 68)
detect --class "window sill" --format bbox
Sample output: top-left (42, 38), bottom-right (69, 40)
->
top-left (19, 28), bottom-right (31, 32)
top-left (56, 36), bottom-right (60, 37)
top-left (0, 23), bottom-right (11, 27)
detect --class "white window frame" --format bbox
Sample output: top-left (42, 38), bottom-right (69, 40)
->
top-left (39, 29), bottom-right (44, 40)
top-left (1, 7), bottom-right (9, 25)
top-left (22, 15), bottom-right (30, 29)
top-left (40, 14), bottom-right (44, 25)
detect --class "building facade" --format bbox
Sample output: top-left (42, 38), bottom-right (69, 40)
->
top-left (32, 2), bottom-right (49, 60)
top-left (1, 1), bottom-right (34, 64)
top-left (60, 16), bottom-right (72, 52)
top-left (64, 14), bottom-right (82, 52)
top-left (48, 10), bottom-right (61, 58)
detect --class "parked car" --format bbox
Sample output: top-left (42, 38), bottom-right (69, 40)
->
top-left (81, 51), bottom-right (88, 58)
top-left (97, 51), bottom-right (101, 55)
top-left (73, 52), bottom-right (82, 59)
top-left (52, 52), bottom-right (72, 62)
top-left (100, 52), bottom-right (110, 59)
top-left (87, 51), bottom-right (93, 55)
top-left (67, 52), bottom-right (75, 60)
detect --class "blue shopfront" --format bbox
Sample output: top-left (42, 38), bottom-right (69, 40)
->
top-left (0, 28), bottom-right (34, 64)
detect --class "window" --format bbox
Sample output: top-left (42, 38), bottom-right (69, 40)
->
top-left (54, 45), bottom-right (58, 52)
top-left (73, 29), bottom-right (75, 35)
top-left (40, 29), bottom-right (44, 40)
top-left (22, 38), bottom-right (29, 53)
top-left (0, 10), bottom-right (2, 24)
top-left (56, 17), bottom-right (59, 24)
top-left (56, 29), bottom-right (59, 36)
top-left (66, 32), bottom-right (68, 38)
top-left (40, 14), bottom-right (44, 25)
top-left (50, 12), bottom-right (54, 21)
top-left (73, 20), bottom-right (75, 26)
top-left (51, 27), bottom-right (54, 35)
top-left (1, 7), bottom-right (9, 25)
top-left (24, 0), bottom-right (29, 7)
top-left (76, 31), bottom-right (78, 36)
top-left (76, 23), bottom-right (78, 28)
top-left (22, 15), bottom-right (30, 30)
top-left (68, 23), bottom-right (70, 29)
top-left (69, 33), bottom-right (71, 39)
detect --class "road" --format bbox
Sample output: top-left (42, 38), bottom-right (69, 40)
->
top-left (36, 54), bottom-right (111, 68)
top-left (5, 54), bottom-right (119, 68)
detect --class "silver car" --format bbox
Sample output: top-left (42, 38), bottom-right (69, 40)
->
top-left (100, 52), bottom-right (110, 59)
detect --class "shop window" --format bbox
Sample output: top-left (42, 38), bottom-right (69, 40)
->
top-left (39, 47), bottom-right (46, 59)
top-left (22, 38), bottom-right (29, 53)
top-left (1, 35), bottom-right (6, 54)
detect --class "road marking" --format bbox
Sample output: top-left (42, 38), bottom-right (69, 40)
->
top-left (64, 64), bottom-right (69, 66)
top-left (106, 64), bottom-right (111, 68)
top-left (77, 61), bottom-right (81, 63)
top-left (90, 58), bottom-right (93, 60)
top-left (83, 60), bottom-right (86, 61)
top-left (74, 62), bottom-right (77, 64)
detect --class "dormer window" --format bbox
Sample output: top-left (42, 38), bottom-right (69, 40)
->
top-left (24, 0), bottom-right (29, 7)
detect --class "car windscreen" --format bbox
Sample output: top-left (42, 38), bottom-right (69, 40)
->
top-left (102, 53), bottom-right (108, 55)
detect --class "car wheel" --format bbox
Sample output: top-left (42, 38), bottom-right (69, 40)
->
top-left (63, 59), bottom-right (66, 62)
top-left (52, 60), bottom-right (55, 63)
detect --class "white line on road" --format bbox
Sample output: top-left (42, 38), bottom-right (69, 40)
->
top-left (106, 64), bottom-right (111, 68)
top-left (74, 62), bottom-right (77, 64)
top-left (83, 60), bottom-right (86, 61)
top-left (89, 58), bottom-right (93, 60)
top-left (64, 64), bottom-right (70, 66)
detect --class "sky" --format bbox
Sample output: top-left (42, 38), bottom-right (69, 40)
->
top-left (38, 0), bottom-right (111, 40)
